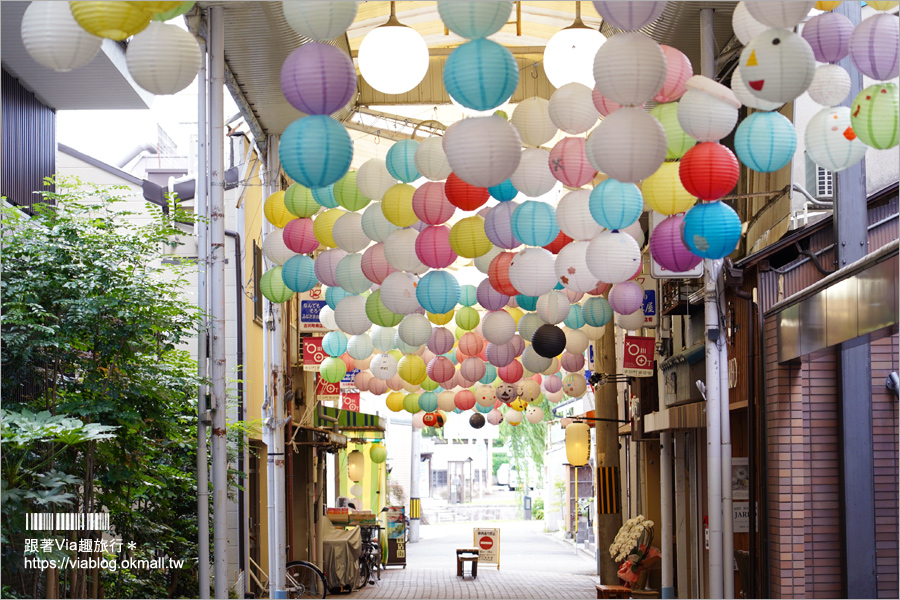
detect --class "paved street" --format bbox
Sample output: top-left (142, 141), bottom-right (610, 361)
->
top-left (346, 520), bottom-right (600, 599)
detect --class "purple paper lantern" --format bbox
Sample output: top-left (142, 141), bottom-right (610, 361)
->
top-left (649, 214), bottom-right (702, 273)
top-left (415, 225), bottom-right (458, 269)
top-left (802, 11), bottom-right (852, 63)
top-left (427, 327), bottom-right (456, 355)
top-left (484, 201), bottom-right (522, 250)
top-left (510, 334), bottom-right (526, 357)
top-left (412, 182), bottom-right (455, 225)
top-left (314, 248), bottom-right (347, 288)
top-left (477, 278), bottom-right (510, 311)
top-left (486, 341), bottom-right (517, 367)
top-left (281, 42), bottom-right (356, 115)
top-left (608, 281), bottom-right (644, 315)
top-left (560, 351), bottom-right (586, 373)
top-left (850, 13), bottom-right (900, 81)
top-left (542, 373), bottom-right (563, 393)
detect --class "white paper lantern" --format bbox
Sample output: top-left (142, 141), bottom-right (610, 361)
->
top-left (504, 409), bottom-right (524, 425)
top-left (677, 77), bottom-right (740, 142)
top-left (731, 65), bottom-right (783, 112)
top-left (522, 345), bottom-right (553, 373)
top-left (805, 106), bottom-right (867, 173)
top-left (511, 98), bottom-right (558, 147)
top-left (361, 203), bottom-right (401, 243)
top-left (399, 314), bottom-right (432, 347)
top-left (586, 107), bottom-right (666, 183)
top-left (555, 241), bottom-right (600, 293)
top-left (548, 83), bottom-right (600, 135)
top-left (263, 231), bottom-right (297, 266)
top-left (21, 1), bottom-right (103, 72)
top-left (510, 148), bottom-right (558, 198)
top-left (318, 305), bottom-right (338, 330)
top-left (592, 1), bottom-right (668, 30)
top-left (732, 2), bottom-right (768, 46)
top-left (357, 159), bottom-right (397, 201)
top-left (443, 115), bottom-right (523, 188)
top-left (525, 405), bottom-right (545, 423)
top-left (543, 27), bottom-right (606, 89)
top-left (334, 295), bottom-right (372, 335)
top-left (282, 1), bottom-right (358, 41)
top-left (474, 246), bottom-right (503, 274)
top-left (371, 352), bottom-right (399, 380)
top-left (380, 271), bottom-right (422, 314)
top-left (564, 328), bottom-right (590, 354)
top-left (333, 212), bottom-right (370, 254)
top-left (384, 228), bottom-right (427, 274)
top-left (536, 291), bottom-right (571, 324)
top-left (557, 190), bottom-right (602, 241)
top-left (370, 326), bottom-right (397, 352)
top-left (517, 313), bottom-right (543, 342)
top-left (482, 310), bottom-right (517, 345)
top-left (509, 248), bottom-right (558, 297)
top-left (562, 372), bottom-right (587, 397)
top-left (347, 333), bottom-right (374, 360)
top-left (620, 220), bottom-right (645, 248)
top-left (593, 32), bottom-right (667, 107)
top-left (586, 230), bottom-right (641, 284)
top-left (740, 29), bottom-right (815, 104)
top-left (616, 309), bottom-right (646, 331)
top-left (746, 1), bottom-right (815, 29)
top-left (335, 253), bottom-right (371, 294)
top-left (807, 64), bottom-right (850, 108)
top-left (414, 137), bottom-right (452, 181)
top-left (126, 22), bottom-right (201, 95)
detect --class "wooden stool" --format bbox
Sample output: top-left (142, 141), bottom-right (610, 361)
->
top-left (456, 548), bottom-right (479, 579)
top-left (596, 584), bottom-right (632, 599)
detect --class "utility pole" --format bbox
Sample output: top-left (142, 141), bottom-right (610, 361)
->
top-left (594, 325), bottom-right (620, 583)
top-left (409, 425), bottom-right (421, 543)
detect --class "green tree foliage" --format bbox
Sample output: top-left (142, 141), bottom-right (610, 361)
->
top-left (498, 399), bottom-right (550, 498)
top-left (1, 179), bottom-right (203, 598)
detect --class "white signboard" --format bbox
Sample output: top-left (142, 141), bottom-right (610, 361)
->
top-left (473, 528), bottom-right (500, 567)
top-left (649, 211), bottom-right (704, 280)
top-left (733, 502), bottom-right (750, 533)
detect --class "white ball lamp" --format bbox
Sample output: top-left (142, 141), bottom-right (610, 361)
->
top-left (358, 1), bottom-right (429, 95)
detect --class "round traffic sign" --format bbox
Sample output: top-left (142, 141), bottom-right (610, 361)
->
top-left (479, 536), bottom-right (493, 550)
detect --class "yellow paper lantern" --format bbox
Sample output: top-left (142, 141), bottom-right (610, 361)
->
top-left (398, 354), bottom-right (427, 385)
top-left (427, 310), bottom-right (455, 325)
top-left (449, 216), bottom-right (493, 259)
top-left (565, 422), bottom-right (591, 466)
top-left (348, 449), bottom-right (365, 482)
top-left (264, 191), bottom-right (294, 228)
top-left (312, 209), bottom-right (344, 249)
top-left (814, 1), bottom-right (842, 9)
top-left (69, 1), bottom-right (151, 40)
top-left (509, 398), bottom-right (527, 412)
top-left (128, 1), bottom-right (183, 15)
top-left (386, 391), bottom-right (405, 412)
top-left (867, 1), bottom-right (898, 9)
top-left (642, 161), bottom-right (697, 216)
top-left (505, 306), bottom-right (524, 326)
top-left (381, 183), bottom-right (418, 227)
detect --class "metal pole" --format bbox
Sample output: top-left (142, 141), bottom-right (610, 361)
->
top-left (674, 432), bottom-right (689, 598)
top-left (721, 341), bottom-right (733, 599)
top-left (208, 6), bottom-right (228, 598)
top-left (660, 431), bottom-right (674, 599)
top-left (196, 38), bottom-right (210, 600)
top-left (594, 327), bottom-right (620, 583)
top-left (409, 425), bottom-right (421, 543)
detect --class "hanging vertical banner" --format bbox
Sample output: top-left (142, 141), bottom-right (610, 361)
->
top-left (623, 335), bottom-right (655, 377)
top-left (316, 373), bottom-right (340, 402)
top-left (299, 285), bottom-right (327, 332)
top-left (341, 392), bottom-right (360, 412)
top-left (630, 274), bottom-right (659, 329)
top-left (302, 336), bottom-right (325, 372)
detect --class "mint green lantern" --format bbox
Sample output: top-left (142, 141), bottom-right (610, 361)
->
top-left (850, 83), bottom-right (899, 150)
top-left (650, 102), bottom-right (696, 160)
top-left (455, 306), bottom-right (480, 331)
top-left (320, 356), bottom-right (348, 383)
top-left (260, 267), bottom-right (294, 303)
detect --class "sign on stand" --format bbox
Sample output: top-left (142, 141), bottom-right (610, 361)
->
top-left (473, 528), bottom-right (500, 568)
top-left (386, 506), bottom-right (407, 567)
top-left (623, 335), bottom-right (655, 377)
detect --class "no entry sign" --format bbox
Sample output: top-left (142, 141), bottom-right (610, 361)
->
top-left (479, 536), bottom-right (493, 550)
top-left (473, 528), bottom-right (499, 567)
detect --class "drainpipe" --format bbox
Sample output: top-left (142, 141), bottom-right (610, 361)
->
top-left (720, 336), bottom-right (733, 599)
top-left (660, 431), bottom-right (674, 599)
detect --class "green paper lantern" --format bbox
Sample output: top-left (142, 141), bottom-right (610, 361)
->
top-left (850, 83), bottom-right (899, 150)
top-left (419, 376), bottom-right (440, 392)
top-left (402, 393), bottom-right (421, 413)
top-left (284, 183), bottom-right (319, 218)
top-left (366, 290), bottom-right (404, 327)
top-left (260, 267), bottom-right (294, 303)
top-left (151, 1), bottom-right (194, 21)
top-left (650, 102), bottom-right (696, 160)
top-left (334, 171), bottom-right (372, 212)
top-left (369, 443), bottom-right (387, 464)
top-left (455, 306), bottom-right (480, 331)
top-left (320, 356), bottom-right (348, 383)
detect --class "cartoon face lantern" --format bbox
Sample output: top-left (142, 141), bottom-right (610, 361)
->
top-left (495, 382), bottom-right (517, 404)
top-left (423, 412), bottom-right (445, 428)
top-left (562, 373), bottom-right (588, 398)
top-left (517, 379), bottom-right (542, 402)
top-left (850, 83), bottom-right (899, 150)
top-left (475, 384), bottom-right (497, 407)
top-left (805, 106), bottom-right (868, 173)
top-left (740, 29), bottom-right (815, 103)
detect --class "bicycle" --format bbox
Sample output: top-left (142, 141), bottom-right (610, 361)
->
top-left (356, 524), bottom-right (384, 588)
top-left (247, 552), bottom-right (328, 599)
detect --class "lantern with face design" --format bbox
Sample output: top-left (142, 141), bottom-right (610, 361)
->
top-left (805, 106), bottom-right (868, 173)
top-left (475, 384), bottom-right (497, 407)
top-left (850, 83), bottom-right (899, 150)
top-left (740, 29), bottom-right (815, 103)
top-left (495, 382), bottom-right (517, 404)
top-left (517, 379), bottom-right (542, 402)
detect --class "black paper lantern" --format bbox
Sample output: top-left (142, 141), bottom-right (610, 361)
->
top-left (469, 413), bottom-right (486, 429)
top-left (532, 323), bottom-right (566, 358)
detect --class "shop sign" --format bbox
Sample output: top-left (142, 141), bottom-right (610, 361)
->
top-left (316, 374), bottom-right (339, 402)
top-left (299, 286), bottom-right (327, 332)
top-left (623, 335), bottom-right (655, 377)
top-left (631, 274), bottom-right (658, 329)
top-left (340, 369), bottom-right (360, 389)
top-left (341, 392), bottom-right (360, 412)
top-left (386, 506), bottom-right (407, 567)
top-left (302, 336), bottom-right (325, 372)
top-left (473, 528), bottom-right (499, 566)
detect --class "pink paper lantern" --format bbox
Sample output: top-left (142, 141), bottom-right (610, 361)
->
top-left (283, 217), bottom-right (319, 254)
top-left (412, 181), bottom-right (455, 225)
top-left (459, 332), bottom-right (484, 357)
top-left (588, 281), bottom-right (611, 296)
top-left (656, 45), bottom-right (693, 103)
top-left (368, 378), bottom-right (388, 395)
top-left (353, 370), bottom-right (373, 392)
top-left (461, 357), bottom-right (487, 382)
top-left (565, 289), bottom-right (585, 303)
top-left (486, 341), bottom-right (517, 367)
top-left (542, 373), bottom-right (563, 393)
top-left (510, 334), bottom-right (526, 357)
top-left (313, 248), bottom-right (347, 288)
top-left (560, 352), bottom-right (585, 373)
top-left (415, 225), bottom-right (458, 269)
top-left (361, 243), bottom-right (397, 285)
top-left (548, 137), bottom-right (597, 188)
top-left (649, 214), bottom-right (702, 272)
top-left (387, 374), bottom-right (405, 391)
top-left (427, 356), bottom-right (456, 383)
top-left (608, 281), bottom-right (644, 315)
top-left (427, 327), bottom-right (456, 355)
top-left (487, 408), bottom-right (503, 425)
top-left (498, 359), bottom-right (524, 383)
top-left (592, 87), bottom-right (643, 116)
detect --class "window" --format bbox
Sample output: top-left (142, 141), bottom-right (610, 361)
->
top-left (805, 151), bottom-right (833, 199)
top-left (432, 470), bottom-right (448, 488)
top-left (252, 240), bottom-right (263, 323)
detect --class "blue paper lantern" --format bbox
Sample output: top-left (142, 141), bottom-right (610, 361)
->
top-left (480, 363), bottom-right (498, 384)
top-left (511, 200), bottom-right (559, 247)
top-left (516, 294), bottom-right (538, 311)
top-left (459, 284), bottom-right (477, 307)
top-left (386, 139), bottom-right (420, 183)
top-left (419, 390), bottom-right (439, 412)
top-left (312, 184), bottom-right (338, 208)
top-left (554, 281), bottom-right (565, 291)
top-left (475, 402), bottom-right (494, 414)
top-left (281, 116), bottom-right (353, 188)
top-left (444, 39), bottom-right (519, 112)
top-left (582, 297), bottom-right (612, 327)
top-left (734, 112), bottom-right (797, 173)
top-left (282, 255), bottom-right (318, 293)
top-left (564, 304), bottom-right (585, 329)
top-left (489, 178), bottom-right (518, 202)
top-left (589, 179), bottom-right (643, 231)
top-left (325, 286), bottom-right (352, 310)
top-left (437, 1), bottom-right (512, 39)
top-left (322, 331), bottom-right (348, 357)
top-left (416, 270), bottom-right (461, 314)
top-left (682, 201), bottom-right (742, 260)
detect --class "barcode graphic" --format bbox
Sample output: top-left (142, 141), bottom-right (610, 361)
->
top-left (26, 513), bottom-right (109, 531)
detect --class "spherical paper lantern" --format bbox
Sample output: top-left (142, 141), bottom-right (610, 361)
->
top-left (282, 1), bottom-right (358, 41)
top-left (69, 1), bottom-right (150, 40)
top-left (544, 229), bottom-right (575, 254)
top-left (536, 291), bottom-right (571, 325)
top-left (371, 352), bottom-right (399, 380)
top-left (263, 231), bottom-right (297, 266)
top-left (427, 327), bottom-right (455, 355)
top-left (323, 331), bottom-right (349, 357)
top-left (469, 413), bottom-right (487, 429)
top-left (314, 248), bottom-right (347, 288)
top-left (486, 341), bottom-right (517, 368)
top-left (522, 348), bottom-right (552, 380)
top-left (589, 179), bottom-right (643, 231)
top-left (511, 98), bottom-right (558, 147)
top-left (21, 1), bottom-right (103, 72)
top-left (560, 352), bottom-right (585, 373)
top-left (850, 83), bottom-right (899, 150)
top-left (427, 356), bottom-right (455, 384)
top-left (498, 359), bottom-right (524, 383)
top-left (380, 271), bottom-right (421, 315)
top-left (312, 209), bottom-right (343, 249)
top-left (564, 304), bottom-right (586, 330)
top-left (617, 309), bottom-right (646, 331)
top-left (802, 11), bottom-right (852, 63)
top-left (549, 83), bottom-right (600, 135)
top-left (730, 65), bottom-right (783, 112)
top-left (484, 202), bottom-right (523, 250)
top-left (414, 225), bottom-right (456, 269)
top-left (437, 0), bottom-right (512, 38)
top-left (677, 81), bottom-right (740, 143)
top-left (556, 190), bottom-right (601, 241)
top-left (508, 248), bottom-right (558, 297)
top-left (403, 394), bottom-right (421, 413)
top-left (320, 356), bottom-right (348, 383)
top-left (486, 408), bottom-right (503, 425)
top-left (735, 111), bottom-right (797, 172)
top-left (361, 243), bottom-right (396, 285)
top-left (457, 284), bottom-right (476, 307)
top-left (511, 201), bottom-right (559, 247)
top-left (335, 295), bottom-right (372, 335)
top-left (476, 278), bottom-right (509, 312)
top-left (583, 296), bottom-right (613, 327)
top-left (586, 230), bottom-right (641, 284)
top-left (488, 252), bottom-right (519, 296)
top-left (565, 327), bottom-right (590, 354)
top-left (682, 201), bottom-right (742, 260)
top-left (525, 405), bottom-right (545, 424)
top-left (334, 215), bottom-right (369, 256)
top-left (504, 408), bottom-right (524, 425)
top-left (654, 45), bottom-right (693, 104)
top-left (264, 191), bottom-right (293, 229)
top-left (593, 32), bottom-right (667, 106)
top-left (460, 357), bottom-right (487, 383)
top-left (586, 107), bottom-right (666, 183)
top-left (280, 42), bottom-right (355, 115)
top-left (489, 179), bottom-right (519, 202)
top-left (445, 173), bottom-right (489, 211)
top-left (357, 159), bottom-right (397, 201)
top-left (283, 218), bottom-right (318, 255)
top-left (399, 314), bottom-right (433, 348)
top-left (592, 1), bottom-right (667, 30)
top-left (386, 140), bottom-right (420, 183)
top-left (679, 142), bottom-right (739, 201)
top-left (642, 162), bottom-right (696, 216)
top-left (868, 1), bottom-right (900, 9)
top-left (621, 221), bottom-right (646, 248)
top-left (562, 372), bottom-right (587, 397)
top-left (807, 64), bottom-right (851, 107)
top-left (318, 305), bottom-right (338, 330)
top-left (281, 116), bottom-right (353, 189)
top-left (511, 149), bottom-right (558, 198)
top-left (358, 11), bottom-right (428, 95)
top-left (371, 326), bottom-right (397, 352)
top-left (370, 442), bottom-right (388, 463)
top-left (444, 39), bottom-right (518, 112)
top-left (412, 182), bottom-right (453, 226)
top-left (650, 103), bottom-right (696, 160)
top-left (555, 241), bottom-right (599, 293)
top-left (745, 1), bottom-right (815, 29)
top-left (805, 106), bottom-right (867, 173)
top-left (608, 281), bottom-right (644, 315)
top-left (312, 185), bottom-right (338, 209)
top-left (384, 229), bottom-right (426, 273)
top-left (482, 310), bottom-right (516, 345)
top-left (348, 334), bottom-right (374, 361)
top-left (459, 331), bottom-right (483, 356)
top-left (449, 216), bottom-right (492, 258)
top-left (282, 255), bottom-right (318, 293)
top-left (361, 204), bottom-right (399, 245)
top-left (532, 324), bottom-right (567, 358)
top-left (455, 389), bottom-right (477, 411)
top-left (414, 137), bottom-right (452, 182)
top-left (591, 88), bottom-right (628, 117)
top-left (261, 267), bottom-right (294, 303)
top-left (649, 214), bottom-right (702, 273)
top-left (455, 306), bottom-right (480, 331)
top-left (443, 116), bottom-right (523, 188)
top-left (381, 184), bottom-right (418, 228)
top-left (416, 270), bottom-right (461, 315)
top-left (739, 29), bottom-right (815, 104)
top-left (732, 2), bottom-right (768, 46)
top-left (333, 171), bottom-right (370, 212)
top-left (284, 184), bottom-right (319, 218)
top-left (398, 354), bottom-right (427, 385)
top-left (548, 138), bottom-right (597, 189)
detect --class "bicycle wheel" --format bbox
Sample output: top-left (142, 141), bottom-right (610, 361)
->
top-left (356, 559), bottom-right (370, 590)
top-left (284, 560), bottom-right (328, 599)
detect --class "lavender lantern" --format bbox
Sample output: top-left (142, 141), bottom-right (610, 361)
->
top-left (477, 278), bottom-right (510, 312)
top-left (849, 13), bottom-right (900, 81)
top-left (802, 11), bottom-right (853, 63)
top-left (649, 214), bottom-right (702, 273)
top-left (281, 42), bottom-right (356, 115)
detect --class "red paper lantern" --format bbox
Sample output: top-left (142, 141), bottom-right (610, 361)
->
top-left (498, 359), bottom-right (524, 383)
top-left (543, 230), bottom-right (574, 254)
top-left (454, 389), bottom-right (477, 410)
top-left (679, 142), bottom-right (739, 201)
top-left (587, 281), bottom-right (610, 296)
top-left (488, 251), bottom-right (520, 296)
top-left (445, 172), bottom-right (489, 211)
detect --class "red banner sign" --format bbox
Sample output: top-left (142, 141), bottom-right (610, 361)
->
top-left (303, 336), bottom-right (325, 372)
top-left (623, 335), bottom-right (655, 377)
top-left (316, 374), bottom-right (340, 402)
top-left (341, 392), bottom-right (360, 412)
